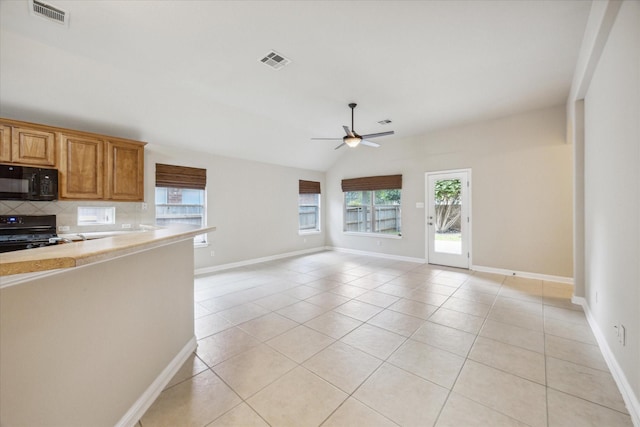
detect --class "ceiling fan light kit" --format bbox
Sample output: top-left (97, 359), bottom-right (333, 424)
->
top-left (311, 103), bottom-right (394, 150)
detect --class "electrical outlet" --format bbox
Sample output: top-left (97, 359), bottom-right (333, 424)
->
top-left (58, 225), bottom-right (70, 232)
top-left (141, 202), bottom-right (148, 211)
top-left (210, 250), bottom-right (215, 257)
top-left (619, 324), bottom-right (626, 346)
top-left (122, 223), bottom-right (132, 229)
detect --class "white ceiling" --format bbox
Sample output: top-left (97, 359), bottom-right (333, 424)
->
top-left (0, 0), bottom-right (591, 171)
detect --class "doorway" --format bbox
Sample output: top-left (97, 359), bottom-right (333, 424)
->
top-left (426, 170), bottom-right (471, 269)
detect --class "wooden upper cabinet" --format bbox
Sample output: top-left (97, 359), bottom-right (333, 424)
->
top-left (58, 133), bottom-right (105, 199)
top-left (11, 126), bottom-right (57, 167)
top-left (0, 125), bottom-right (10, 163)
top-left (106, 139), bottom-right (145, 201)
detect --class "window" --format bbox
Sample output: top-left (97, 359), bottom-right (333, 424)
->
top-left (342, 175), bottom-right (402, 236)
top-left (299, 180), bottom-right (321, 232)
top-left (155, 163), bottom-right (207, 245)
top-left (77, 206), bottom-right (115, 226)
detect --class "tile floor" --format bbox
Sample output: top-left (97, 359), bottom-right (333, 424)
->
top-left (139, 251), bottom-right (633, 426)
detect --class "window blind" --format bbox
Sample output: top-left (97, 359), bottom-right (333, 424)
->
top-left (341, 174), bottom-right (402, 192)
top-left (156, 163), bottom-right (207, 190)
top-left (299, 180), bottom-right (321, 194)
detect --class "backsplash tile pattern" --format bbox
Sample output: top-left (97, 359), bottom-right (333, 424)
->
top-left (0, 201), bottom-right (155, 233)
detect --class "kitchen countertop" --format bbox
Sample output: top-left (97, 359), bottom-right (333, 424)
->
top-left (0, 225), bottom-right (215, 278)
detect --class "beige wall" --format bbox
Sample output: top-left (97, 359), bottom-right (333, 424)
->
top-left (144, 146), bottom-right (326, 270)
top-left (326, 105), bottom-right (573, 278)
top-left (583, 0), bottom-right (640, 403)
top-left (0, 239), bottom-right (195, 426)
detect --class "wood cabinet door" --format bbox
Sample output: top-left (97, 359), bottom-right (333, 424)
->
top-left (106, 140), bottom-right (144, 201)
top-left (0, 125), bottom-right (10, 162)
top-left (58, 133), bottom-right (104, 199)
top-left (11, 126), bottom-right (56, 166)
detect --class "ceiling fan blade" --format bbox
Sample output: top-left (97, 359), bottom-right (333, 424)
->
top-left (360, 140), bottom-right (380, 148)
top-left (359, 130), bottom-right (395, 139)
top-left (334, 142), bottom-right (346, 150)
top-left (343, 125), bottom-right (354, 137)
top-left (311, 137), bottom-right (343, 141)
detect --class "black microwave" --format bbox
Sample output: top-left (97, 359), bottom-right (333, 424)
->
top-left (0, 164), bottom-right (58, 201)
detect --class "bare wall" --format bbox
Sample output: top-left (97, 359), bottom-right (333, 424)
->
top-left (144, 146), bottom-right (326, 269)
top-left (326, 105), bottom-right (573, 278)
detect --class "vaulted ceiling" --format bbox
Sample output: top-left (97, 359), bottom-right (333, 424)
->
top-left (0, 1), bottom-right (591, 171)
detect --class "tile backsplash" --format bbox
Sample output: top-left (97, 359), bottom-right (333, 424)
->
top-left (0, 200), bottom-right (155, 234)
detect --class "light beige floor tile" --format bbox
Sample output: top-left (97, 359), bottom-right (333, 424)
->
top-left (164, 353), bottom-right (209, 390)
top-left (323, 397), bottom-right (399, 427)
top-left (387, 298), bottom-right (438, 319)
top-left (199, 293), bottom-right (248, 313)
top-left (453, 360), bottom-right (547, 427)
top-left (429, 307), bottom-right (485, 334)
top-left (544, 305), bottom-right (587, 324)
top-left (306, 278), bottom-right (341, 291)
top-left (194, 313), bottom-right (233, 340)
top-left (493, 296), bottom-right (543, 316)
top-left (407, 289), bottom-right (449, 306)
top-left (236, 312), bottom-right (298, 342)
top-left (546, 356), bottom-right (628, 413)
top-left (419, 282), bottom-right (458, 296)
top-left (451, 288), bottom-right (497, 305)
top-left (354, 363), bottom-right (449, 426)
top-left (284, 284), bottom-right (324, 299)
top-left (468, 336), bottom-right (546, 384)
top-left (388, 339), bottom-right (465, 389)
top-left (367, 309), bottom-right (425, 337)
top-left (547, 388), bottom-right (633, 427)
top-left (196, 327), bottom-right (261, 367)
top-left (460, 280), bottom-right (502, 295)
top-left (376, 283), bottom-right (417, 298)
top-left (247, 366), bottom-right (347, 426)
top-left (305, 291), bottom-right (350, 309)
top-left (216, 303), bottom-right (270, 325)
top-left (252, 293), bottom-right (300, 311)
top-left (488, 306), bottom-right (544, 332)
top-left (479, 319), bottom-right (545, 353)
top-left (194, 302), bottom-right (212, 319)
top-left (435, 392), bottom-right (529, 427)
top-left (333, 299), bottom-right (384, 322)
top-left (213, 344), bottom-right (296, 399)
top-left (276, 300), bottom-right (327, 323)
top-left (341, 323), bottom-right (406, 359)
top-left (324, 272), bottom-right (361, 284)
top-left (544, 317), bottom-right (597, 345)
top-left (441, 296), bottom-right (491, 317)
top-left (411, 321), bottom-right (476, 357)
top-left (141, 370), bottom-right (241, 427)
top-left (330, 284), bottom-right (369, 298)
top-left (350, 276), bottom-right (390, 290)
top-left (303, 341), bottom-right (382, 393)
top-left (267, 325), bottom-right (334, 363)
top-left (356, 290), bottom-right (401, 308)
top-left (304, 311), bottom-right (363, 339)
top-left (545, 334), bottom-right (608, 371)
top-left (208, 403), bottom-right (269, 427)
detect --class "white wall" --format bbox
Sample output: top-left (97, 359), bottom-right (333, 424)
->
top-left (583, 0), bottom-right (640, 407)
top-left (326, 105), bottom-right (573, 278)
top-left (144, 146), bottom-right (326, 269)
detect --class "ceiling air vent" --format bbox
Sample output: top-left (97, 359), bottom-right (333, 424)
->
top-left (259, 50), bottom-right (291, 70)
top-left (378, 119), bottom-right (393, 125)
top-left (28, 0), bottom-right (69, 26)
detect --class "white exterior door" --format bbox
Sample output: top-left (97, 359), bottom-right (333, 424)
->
top-left (426, 170), bottom-right (471, 268)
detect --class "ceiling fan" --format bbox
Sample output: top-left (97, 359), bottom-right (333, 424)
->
top-left (311, 103), bottom-right (395, 150)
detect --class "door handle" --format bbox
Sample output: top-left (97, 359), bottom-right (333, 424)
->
top-left (428, 222), bottom-right (433, 226)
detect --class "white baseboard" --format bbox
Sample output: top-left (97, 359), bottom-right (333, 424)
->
top-left (115, 336), bottom-right (197, 427)
top-left (194, 247), bottom-right (326, 276)
top-left (327, 246), bottom-right (426, 264)
top-left (572, 297), bottom-right (640, 426)
top-left (471, 264), bottom-right (574, 284)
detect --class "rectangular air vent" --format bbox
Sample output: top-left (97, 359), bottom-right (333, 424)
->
top-left (259, 50), bottom-right (291, 70)
top-left (29, 0), bottom-right (69, 26)
top-left (378, 119), bottom-right (393, 125)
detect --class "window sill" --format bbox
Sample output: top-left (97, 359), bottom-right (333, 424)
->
top-left (298, 230), bottom-right (321, 235)
top-left (343, 232), bottom-right (402, 239)
top-left (194, 242), bottom-right (209, 249)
